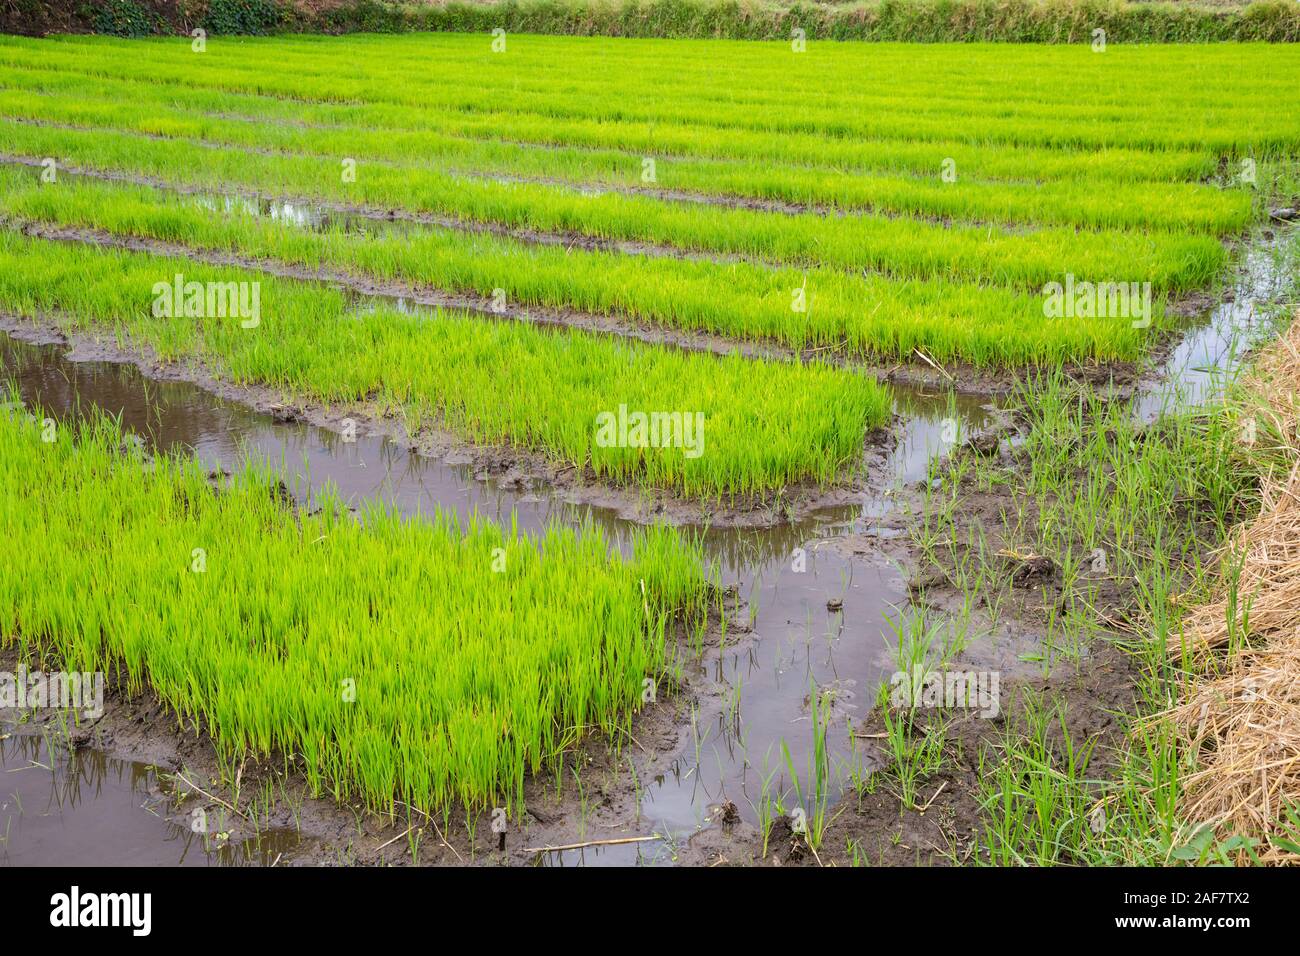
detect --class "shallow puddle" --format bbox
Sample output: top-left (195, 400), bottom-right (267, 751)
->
top-left (190, 192), bottom-right (407, 238)
top-left (0, 728), bottom-right (299, 866)
top-left (1134, 243), bottom-right (1290, 421)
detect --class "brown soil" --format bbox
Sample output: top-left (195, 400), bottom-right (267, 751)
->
top-left (739, 643), bottom-right (1141, 867)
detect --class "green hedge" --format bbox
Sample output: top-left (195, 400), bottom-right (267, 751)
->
top-left (201, 0), bottom-right (287, 35)
top-left (317, 0), bottom-right (1300, 43)
top-left (86, 0), bottom-right (161, 37)
top-left (82, 0), bottom-right (1300, 42)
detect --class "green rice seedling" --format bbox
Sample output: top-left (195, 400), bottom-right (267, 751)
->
top-left (406, 817), bottom-right (424, 866)
top-left (976, 692), bottom-right (1100, 866)
top-left (846, 739), bottom-right (878, 799)
top-left (779, 687), bottom-right (831, 854)
top-left (0, 230), bottom-right (890, 498)
top-left (0, 85), bottom-right (1250, 234)
top-left (884, 603), bottom-right (959, 674)
top-left (0, 56), bottom-right (1221, 184)
top-left (0, 397), bottom-right (713, 817)
top-left (746, 746), bottom-right (788, 857)
top-left (0, 120), bottom-right (1227, 293)
top-left (879, 683), bottom-right (947, 813)
top-left (7, 35), bottom-right (1299, 153)
top-left (847, 839), bottom-right (864, 867)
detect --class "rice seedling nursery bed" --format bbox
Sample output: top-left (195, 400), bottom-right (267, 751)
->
top-left (1, 28), bottom-right (1298, 881)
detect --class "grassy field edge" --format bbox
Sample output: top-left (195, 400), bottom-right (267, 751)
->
top-left (13, 0), bottom-right (1300, 44)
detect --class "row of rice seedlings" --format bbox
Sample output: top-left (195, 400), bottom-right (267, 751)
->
top-left (40, 37), bottom-right (1268, 156)
top-left (2, 120), bottom-right (1228, 291)
top-left (12, 36), bottom-right (1300, 153)
top-left (0, 86), bottom-right (1251, 234)
top-left (0, 399), bottom-right (712, 816)
top-left (231, 36), bottom-right (1292, 130)
top-left (0, 230), bottom-right (889, 497)
top-left (0, 58), bottom-right (1218, 186)
top-left (0, 38), bottom-right (1268, 174)
top-left (3, 34), bottom-right (1223, 129)
top-left (37, 32), bottom-right (1299, 119)
top-left (242, 33), bottom-right (1296, 121)
top-left (0, 43), bottom-right (1248, 179)
top-left (0, 169), bottom-right (1167, 366)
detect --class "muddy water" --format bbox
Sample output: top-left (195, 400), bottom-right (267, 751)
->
top-left (191, 194), bottom-right (390, 237)
top-left (33, 165), bottom-right (399, 238)
top-left (0, 729), bottom-right (298, 866)
top-left (1135, 244), bottom-right (1290, 421)
top-left (0, 329), bottom-right (1004, 866)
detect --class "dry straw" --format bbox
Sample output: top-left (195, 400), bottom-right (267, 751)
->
top-left (1170, 311), bottom-right (1300, 864)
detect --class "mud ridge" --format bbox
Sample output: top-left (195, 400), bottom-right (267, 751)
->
top-left (0, 130), bottom-right (1036, 279)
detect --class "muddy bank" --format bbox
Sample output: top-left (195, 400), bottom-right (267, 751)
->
top-left (0, 146), bottom-right (769, 271)
top-left (748, 642), bottom-right (1141, 867)
top-left (0, 702), bottom-right (301, 867)
top-left (734, 248), bottom-right (1295, 866)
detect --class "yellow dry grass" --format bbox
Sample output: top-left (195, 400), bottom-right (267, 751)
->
top-left (1170, 312), bottom-right (1300, 864)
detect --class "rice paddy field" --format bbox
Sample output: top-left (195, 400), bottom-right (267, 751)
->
top-left (1, 26), bottom-right (1299, 890)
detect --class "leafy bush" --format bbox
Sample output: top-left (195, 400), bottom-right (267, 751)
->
top-left (359, 0), bottom-right (1300, 43)
top-left (320, 0), bottom-right (406, 32)
top-left (90, 0), bottom-right (158, 37)
top-left (201, 0), bottom-right (285, 35)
